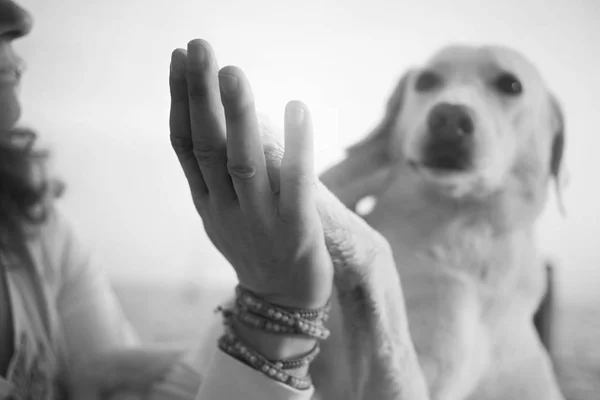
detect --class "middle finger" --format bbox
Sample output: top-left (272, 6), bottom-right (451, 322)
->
top-left (219, 66), bottom-right (274, 219)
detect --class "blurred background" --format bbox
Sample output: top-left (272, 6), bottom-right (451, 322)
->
top-left (16, 0), bottom-right (600, 398)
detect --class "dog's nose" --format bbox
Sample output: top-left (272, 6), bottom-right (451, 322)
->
top-left (427, 103), bottom-right (474, 139)
top-left (422, 103), bottom-right (475, 171)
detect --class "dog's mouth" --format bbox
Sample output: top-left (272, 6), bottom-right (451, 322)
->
top-left (411, 145), bottom-right (474, 175)
top-left (422, 154), bottom-right (471, 172)
top-left (409, 160), bottom-right (466, 176)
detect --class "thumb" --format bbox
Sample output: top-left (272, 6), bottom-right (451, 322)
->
top-left (279, 101), bottom-right (316, 222)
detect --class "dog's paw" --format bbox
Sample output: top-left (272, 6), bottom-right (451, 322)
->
top-left (315, 184), bottom-right (393, 291)
top-left (256, 120), bottom-right (393, 290)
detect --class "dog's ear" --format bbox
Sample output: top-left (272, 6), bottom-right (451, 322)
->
top-left (548, 95), bottom-right (567, 215)
top-left (346, 70), bottom-right (413, 159)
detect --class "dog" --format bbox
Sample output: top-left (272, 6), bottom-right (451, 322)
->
top-left (311, 44), bottom-right (566, 399)
top-left (74, 45), bottom-right (566, 400)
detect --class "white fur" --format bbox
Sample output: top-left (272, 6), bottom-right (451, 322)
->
top-left (314, 44), bottom-right (565, 400)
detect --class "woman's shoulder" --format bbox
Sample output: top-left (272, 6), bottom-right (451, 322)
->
top-left (32, 202), bottom-right (80, 251)
top-left (25, 202), bottom-right (89, 286)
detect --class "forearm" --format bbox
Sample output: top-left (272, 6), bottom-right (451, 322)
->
top-left (315, 179), bottom-right (389, 288)
top-left (335, 246), bottom-right (429, 400)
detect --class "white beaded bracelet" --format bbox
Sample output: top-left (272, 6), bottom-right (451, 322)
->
top-left (235, 285), bottom-right (331, 322)
top-left (225, 303), bottom-right (331, 340)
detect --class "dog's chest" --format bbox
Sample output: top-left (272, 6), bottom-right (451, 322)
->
top-left (364, 204), bottom-right (545, 315)
top-left (369, 212), bottom-right (503, 281)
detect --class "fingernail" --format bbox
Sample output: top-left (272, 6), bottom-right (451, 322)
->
top-left (286, 103), bottom-right (305, 126)
top-left (188, 40), bottom-right (207, 67)
top-left (219, 73), bottom-right (239, 96)
top-left (195, 43), bottom-right (207, 66)
top-left (170, 52), bottom-right (186, 77)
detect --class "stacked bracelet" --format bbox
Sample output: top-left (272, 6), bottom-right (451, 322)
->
top-left (215, 285), bottom-right (332, 391)
top-left (219, 308), bottom-right (322, 369)
top-left (233, 286), bottom-right (331, 339)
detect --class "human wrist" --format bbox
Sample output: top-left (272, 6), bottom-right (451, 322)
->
top-left (217, 285), bottom-right (331, 380)
top-left (240, 263), bottom-right (333, 312)
top-left (256, 292), bottom-right (332, 312)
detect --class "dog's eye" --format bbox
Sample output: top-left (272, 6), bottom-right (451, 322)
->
top-left (494, 73), bottom-right (523, 95)
top-left (415, 71), bottom-right (442, 92)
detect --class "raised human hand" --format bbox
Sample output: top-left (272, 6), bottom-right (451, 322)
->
top-left (169, 39), bottom-right (333, 311)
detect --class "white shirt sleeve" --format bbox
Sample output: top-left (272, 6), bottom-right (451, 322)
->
top-left (49, 210), bottom-right (139, 361)
top-left (194, 349), bottom-right (315, 400)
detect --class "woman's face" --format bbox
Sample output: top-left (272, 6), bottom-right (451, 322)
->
top-left (0, 0), bottom-right (32, 131)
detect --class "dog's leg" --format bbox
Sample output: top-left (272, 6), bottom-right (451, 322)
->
top-left (261, 134), bottom-right (427, 399)
top-left (312, 183), bottom-right (430, 400)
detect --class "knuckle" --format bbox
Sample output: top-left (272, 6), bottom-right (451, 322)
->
top-left (227, 161), bottom-right (256, 180)
top-left (169, 80), bottom-right (188, 100)
top-left (186, 72), bottom-right (211, 102)
top-left (192, 141), bottom-right (226, 166)
top-left (170, 135), bottom-right (192, 153)
top-left (188, 90), bottom-right (210, 106)
top-left (192, 194), bottom-right (208, 214)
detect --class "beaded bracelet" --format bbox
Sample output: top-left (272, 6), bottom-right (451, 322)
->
top-left (235, 285), bottom-right (332, 322)
top-left (214, 285), bottom-right (332, 390)
top-left (218, 307), bottom-right (322, 369)
top-left (218, 327), bottom-right (313, 390)
top-left (228, 303), bottom-right (331, 340)
top-left (272, 344), bottom-right (321, 370)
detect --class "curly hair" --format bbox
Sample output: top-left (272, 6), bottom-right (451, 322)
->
top-left (0, 127), bottom-right (63, 255)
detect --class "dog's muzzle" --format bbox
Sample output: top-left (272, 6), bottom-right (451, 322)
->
top-left (422, 102), bottom-right (475, 172)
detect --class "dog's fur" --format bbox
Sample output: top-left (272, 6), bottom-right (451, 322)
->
top-left (310, 45), bottom-right (566, 399)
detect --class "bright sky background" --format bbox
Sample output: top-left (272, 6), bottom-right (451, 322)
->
top-left (15, 0), bottom-right (599, 305)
